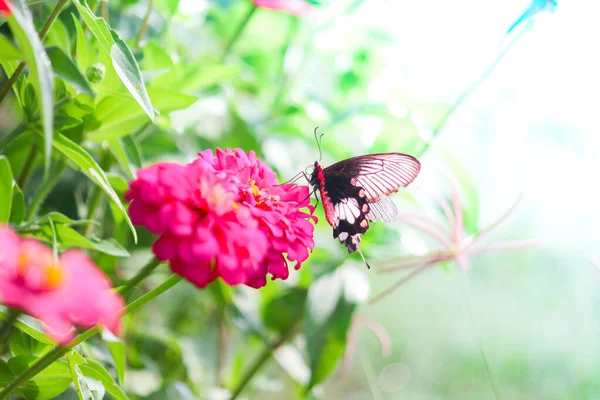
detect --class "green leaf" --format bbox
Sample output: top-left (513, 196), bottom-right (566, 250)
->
top-left (45, 46), bottom-right (95, 97)
top-left (122, 135), bottom-right (143, 168)
top-left (0, 156), bottom-right (14, 223)
top-left (27, 223), bottom-right (130, 257)
top-left (140, 40), bottom-right (174, 71)
top-left (71, 14), bottom-right (95, 71)
top-left (6, 0), bottom-right (54, 174)
top-left (304, 297), bottom-right (355, 391)
top-left (79, 359), bottom-right (129, 400)
top-left (36, 211), bottom-right (97, 226)
top-left (8, 357), bottom-right (71, 400)
top-left (151, 64), bottom-right (239, 92)
top-left (102, 329), bottom-right (125, 385)
top-left (72, 0), bottom-right (154, 121)
top-left (157, 0), bottom-right (180, 15)
top-left (50, 133), bottom-right (137, 242)
top-left (110, 32), bottom-right (154, 120)
top-left (107, 139), bottom-right (134, 179)
top-left (43, 18), bottom-right (70, 55)
top-left (0, 34), bottom-right (22, 61)
top-left (10, 182), bottom-right (25, 224)
top-left (0, 312), bottom-right (54, 345)
top-left (87, 88), bottom-right (197, 142)
top-left (0, 360), bottom-right (12, 388)
top-left (67, 351), bottom-right (106, 400)
top-left (9, 329), bottom-right (51, 357)
top-left (262, 288), bottom-right (308, 334)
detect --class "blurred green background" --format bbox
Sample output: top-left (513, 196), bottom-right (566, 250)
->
top-left (4, 0), bottom-right (600, 398)
top-left (97, 0), bottom-right (600, 398)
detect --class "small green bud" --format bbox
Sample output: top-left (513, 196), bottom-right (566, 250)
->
top-left (86, 63), bottom-right (106, 84)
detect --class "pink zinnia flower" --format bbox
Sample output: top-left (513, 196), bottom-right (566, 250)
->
top-left (0, 1), bottom-right (10, 16)
top-left (125, 148), bottom-right (316, 289)
top-left (252, 0), bottom-right (314, 17)
top-left (0, 225), bottom-right (124, 344)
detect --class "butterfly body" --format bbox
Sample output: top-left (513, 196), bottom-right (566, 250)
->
top-left (309, 153), bottom-right (421, 265)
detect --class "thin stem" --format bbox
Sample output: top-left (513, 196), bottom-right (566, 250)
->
top-left (116, 257), bottom-right (163, 298)
top-left (221, 4), bottom-right (258, 62)
top-left (0, 0), bottom-right (70, 105)
top-left (0, 63), bottom-right (26, 106)
top-left (369, 263), bottom-right (437, 304)
top-left (458, 272), bottom-right (501, 400)
top-left (375, 252), bottom-right (449, 273)
top-left (229, 324), bottom-right (297, 400)
top-left (0, 274), bottom-right (182, 400)
top-left (0, 123), bottom-right (29, 153)
top-left (465, 194), bottom-right (524, 249)
top-left (416, 25), bottom-right (531, 157)
top-left (135, 0), bottom-right (155, 49)
top-left (0, 309), bottom-right (21, 355)
top-left (17, 144), bottom-right (39, 189)
top-left (217, 319), bottom-right (228, 387)
top-left (396, 213), bottom-right (453, 250)
top-left (124, 274), bottom-right (182, 315)
top-left (25, 161), bottom-right (67, 222)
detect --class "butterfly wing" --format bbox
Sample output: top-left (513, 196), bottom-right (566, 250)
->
top-left (324, 153), bottom-right (420, 222)
top-left (321, 152), bottom-right (421, 254)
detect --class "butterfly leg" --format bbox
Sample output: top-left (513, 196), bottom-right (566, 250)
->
top-left (356, 245), bottom-right (371, 270)
top-left (283, 171), bottom-right (305, 184)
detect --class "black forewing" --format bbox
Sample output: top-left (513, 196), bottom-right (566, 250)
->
top-left (322, 153), bottom-right (421, 202)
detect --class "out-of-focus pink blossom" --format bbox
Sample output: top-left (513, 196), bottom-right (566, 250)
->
top-left (252, 0), bottom-right (314, 17)
top-left (0, 0), bottom-right (11, 16)
top-left (125, 148), bottom-right (316, 289)
top-left (0, 225), bottom-right (124, 344)
top-left (370, 173), bottom-right (544, 303)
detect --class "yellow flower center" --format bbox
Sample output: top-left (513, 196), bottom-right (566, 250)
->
top-left (247, 179), bottom-right (279, 208)
top-left (17, 250), bottom-right (64, 291)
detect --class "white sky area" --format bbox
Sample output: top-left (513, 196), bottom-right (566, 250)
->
top-left (322, 0), bottom-right (600, 254)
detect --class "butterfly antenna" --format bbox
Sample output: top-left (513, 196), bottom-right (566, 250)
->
top-left (356, 245), bottom-right (371, 270)
top-left (314, 126), bottom-right (325, 162)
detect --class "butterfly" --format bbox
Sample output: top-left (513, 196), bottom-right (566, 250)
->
top-left (304, 129), bottom-right (421, 268)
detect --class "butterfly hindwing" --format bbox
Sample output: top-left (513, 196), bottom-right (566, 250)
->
top-left (323, 174), bottom-right (371, 252)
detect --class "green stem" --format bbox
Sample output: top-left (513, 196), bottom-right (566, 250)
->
top-left (459, 271), bottom-right (500, 400)
top-left (0, 309), bottom-right (21, 355)
top-left (116, 257), bottom-right (163, 298)
top-left (221, 4), bottom-right (258, 62)
top-left (135, 0), bottom-right (155, 49)
top-left (124, 274), bottom-right (182, 315)
top-left (229, 324), bottom-right (297, 400)
top-left (0, 123), bottom-right (29, 153)
top-left (17, 144), bottom-right (39, 189)
top-left (0, 274), bottom-right (183, 400)
top-left (25, 160), bottom-right (67, 222)
top-left (416, 25), bottom-right (531, 158)
top-left (0, 63), bottom-right (26, 106)
top-left (0, 0), bottom-right (70, 105)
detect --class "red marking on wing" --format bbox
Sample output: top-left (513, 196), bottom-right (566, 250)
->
top-left (316, 165), bottom-right (337, 227)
